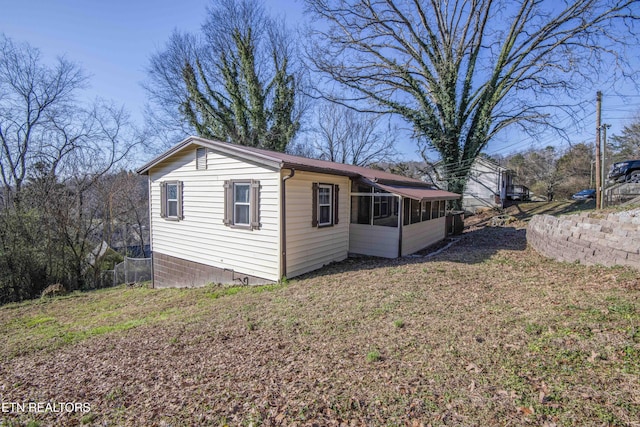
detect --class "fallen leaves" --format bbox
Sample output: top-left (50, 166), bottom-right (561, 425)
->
top-left (1, 224), bottom-right (639, 426)
top-left (465, 362), bottom-right (483, 374)
top-left (517, 405), bottom-right (535, 415)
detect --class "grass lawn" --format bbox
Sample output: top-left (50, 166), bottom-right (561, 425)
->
top-left (0, 207), bottom-right (638, 426)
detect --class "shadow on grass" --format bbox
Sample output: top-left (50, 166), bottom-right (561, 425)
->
top-left (296, 200), bottom-right (608, 282)
top-left (295, 200), bottom-right (603, 282)
top-left (294, 226), bottom-right (528, 281)
top-left (508, 200), bottom-right (595, 222)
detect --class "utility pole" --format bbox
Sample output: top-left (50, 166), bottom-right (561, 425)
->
top-left (601, 123), bottom-right (611, 208)
top-left (595, 91), bottom-right (602, 210)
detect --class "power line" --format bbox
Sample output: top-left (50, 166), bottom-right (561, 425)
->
top-left (419, 96), bottom-right (635, 175)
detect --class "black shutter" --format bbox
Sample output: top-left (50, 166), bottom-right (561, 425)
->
top-left (333, 184), bottom-right (339, 224)
top-left (311, 183), bottom-right (318, 227)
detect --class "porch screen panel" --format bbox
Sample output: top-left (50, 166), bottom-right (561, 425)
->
top-left (422, 201), bottom-right (431, 221)
top-left (351, 195), bottom-right (371, 224)
top-left (431, 200), bottom-right (439, 219)
top-left (410, 199), bottom-right (421, 224)
top-left (372, 196), bottom-right (398, 227)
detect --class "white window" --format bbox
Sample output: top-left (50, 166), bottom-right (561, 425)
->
top-left (233, 182), bottom-right (251, 226)
top-left (223, 179), bottom-right (260, 230)
top-left (167, 183), bottom-right (178, 217)
top-left (312, 183), bottom-right (339, 227)
top-left (160, 181), bottom-right (183, 220)
top-left (318, 185), bottom-right (332, 226)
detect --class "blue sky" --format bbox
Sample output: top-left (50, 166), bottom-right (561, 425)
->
top-left (1, 0), bottom-right (212, 119)
top-left (0, 0), bottom-right (312, 149)
top-left (1, 0), bottom-right (639, 161)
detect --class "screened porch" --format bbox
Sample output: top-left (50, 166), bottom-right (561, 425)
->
top-left (348, 180), bottom-right (458, 258)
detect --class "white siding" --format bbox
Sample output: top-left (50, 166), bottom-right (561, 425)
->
top-left (462, 159), bottom-right (513, 212)
top-left (349, 224), bottom-right (399, 258)
top-left (436, 158), bottom-right (507, 212)
top-left (465, 161), bottom-right (499, 201)
top-left (149, 148), bottom-right (281, 282)
top-left (284, 170), bottom-right (350, 278)
top-left (401, 217), bottom-right (446, 256)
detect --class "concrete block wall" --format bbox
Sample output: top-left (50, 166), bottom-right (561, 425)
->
top-left (527, 209), bottom-right (640, 270)
top-left (153, 251), bottom-right (271, 288)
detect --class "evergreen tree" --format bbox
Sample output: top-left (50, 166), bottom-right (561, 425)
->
top-left (609, 118), bottom-right (640, 162)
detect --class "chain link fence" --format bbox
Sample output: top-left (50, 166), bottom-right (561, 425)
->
top-left (102, 256), bottom-right (152, 287)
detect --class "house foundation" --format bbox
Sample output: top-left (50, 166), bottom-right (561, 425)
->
top-left (152, 251), bottom-right (272, 288)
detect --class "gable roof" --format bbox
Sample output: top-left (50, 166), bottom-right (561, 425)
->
top-left (473, 156), bottom-right (511, 172)
top-left (139, 136), bottom-right (418, 183)
top-left (434, 155), bottom-right (511, 174)
top-left (137, 136), bottom-right (460, 199)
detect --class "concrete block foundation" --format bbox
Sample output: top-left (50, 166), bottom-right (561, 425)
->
top-left (152, 251), bottom-right (272, 288)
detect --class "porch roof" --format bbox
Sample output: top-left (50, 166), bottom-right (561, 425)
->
top-left (372, 182), bottom-right (460, 201)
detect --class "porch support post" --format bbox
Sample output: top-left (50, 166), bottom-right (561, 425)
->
top-left (397, 196), bottom-right (403, 258)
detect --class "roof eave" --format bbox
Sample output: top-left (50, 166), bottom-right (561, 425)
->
top-left (281, 161), bottom-right (360, 178)
top-left (136, 136), bottom-right (284, 175)
top-left (373, 178), bottom-right (435, 188)
top-left (136, 138), bottom-right (193, 175)
top-left (422, 194), bottom-right (461, 201)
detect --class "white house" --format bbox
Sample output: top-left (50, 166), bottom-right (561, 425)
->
top-left (137, 136), bottom-right (460, 287)
top-left (437, 157), bottom-right (519, 213)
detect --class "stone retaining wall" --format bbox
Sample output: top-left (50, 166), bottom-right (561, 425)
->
top-left (527, 209), bottom-right (640, 270)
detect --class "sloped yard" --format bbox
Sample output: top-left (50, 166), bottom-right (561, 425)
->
top-left (1, 221), bottom-right (639, 426)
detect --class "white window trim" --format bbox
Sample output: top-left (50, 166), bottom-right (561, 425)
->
top-left (373, 196), bottom-right (390, 218)
top-left (317, 184), bottom-right (333, 227)
top-left (223, 179), bottom-right (260, 230)
top-left (166, 183), bottom-right (178, 218)
top-left (160, 180), bottom-right (183, 221)
top-left (233, 182), bottom-right (251, 226)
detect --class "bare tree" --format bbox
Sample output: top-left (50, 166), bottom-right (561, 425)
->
top-left (0, 35), bottom-right (142, 301)
top-left (313, 103), bottom-right (397, 166)
top-left (505, 146), bottom-right (562, 197)
top-left (0, 34), bottom-right (86, 207)
top-left (144, 31), bottom-right (200, 148)
top-left (304, 0), bottom-right (640, 203)
top-left (55, 102), bottom-right (140, 288)
top-left (146, 0), bottom-right (306, 151)
top-left (99, 171), bottom-right (149, 256)
top-left (555, 142), bottom-right (594, 196)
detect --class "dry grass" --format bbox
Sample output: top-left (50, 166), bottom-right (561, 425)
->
top-left (1, 215), bottom-right (639, 426)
